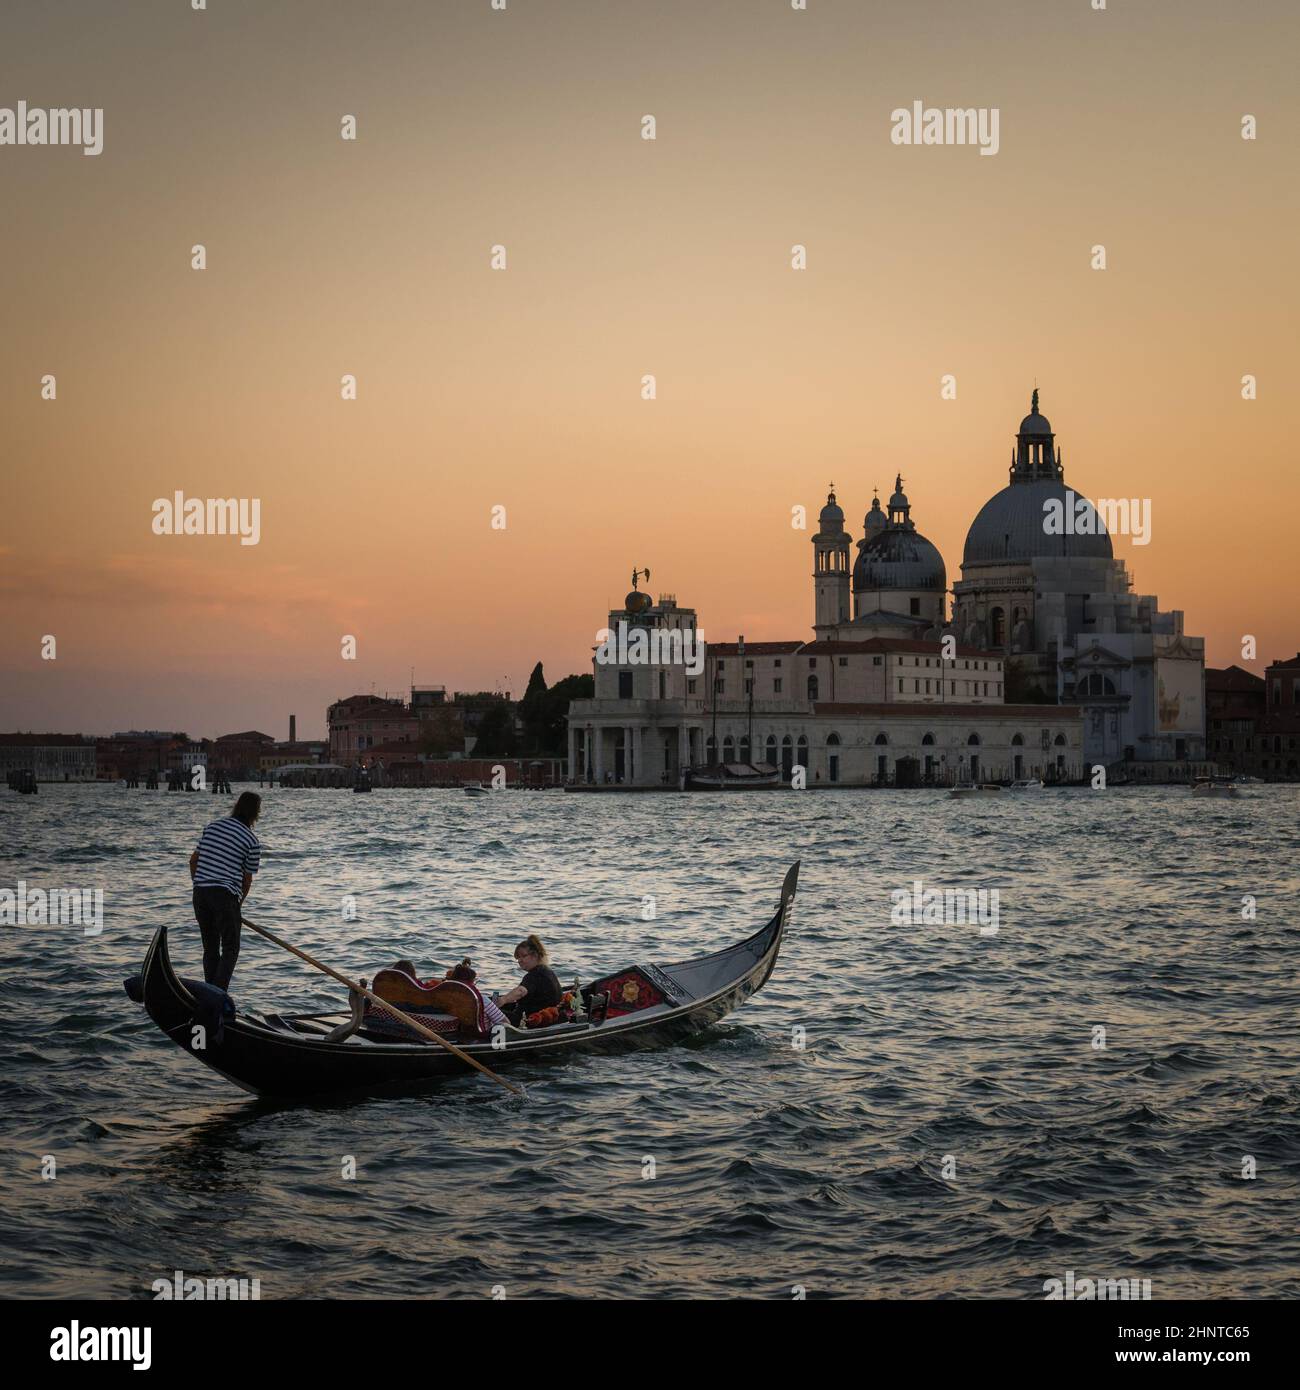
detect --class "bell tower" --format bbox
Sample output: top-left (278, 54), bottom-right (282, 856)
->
top-left (813, 486), bottom-right (851, 634)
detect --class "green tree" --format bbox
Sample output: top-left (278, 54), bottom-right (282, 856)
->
top-left (472, 700), bottom-right (518, 757)
top-left (539, 673), bottom-right (594, 756)
top-left (518, 662), bottom-right (550, 753)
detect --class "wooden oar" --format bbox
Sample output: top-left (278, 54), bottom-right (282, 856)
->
top-left (240, 914), bottom-right (525, 1099)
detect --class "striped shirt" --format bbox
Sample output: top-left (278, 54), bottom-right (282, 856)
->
top-left (481, 992), bottom-right (507, 1031)
top-left (193, 816), bottom-right (261, 898)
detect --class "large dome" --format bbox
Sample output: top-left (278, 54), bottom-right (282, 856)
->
top-left (963, 478), bottom-right (1113, 568)
top-left (854, 527), bottom-right (947, 592)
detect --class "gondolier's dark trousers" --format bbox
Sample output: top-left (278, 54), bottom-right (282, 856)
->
top-left (193, 886), bottom-right (242, 991)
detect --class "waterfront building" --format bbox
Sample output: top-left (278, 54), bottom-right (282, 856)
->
top-left (567, 548), bottom-right (1080, 788)
top-left (1206, 666), bottom-right (1266, 778)
top-left (208, 731), bottom-right (274, 780)
top-left (0, 733), bottom-right (97, 782)
top-left (327, 695), bottom-right (421, 765)
top-left (567, 392), bottom-right (1222, 787)
top-left (1261, 654), bottom-right (1300, 777)
top-left (327, 688), bottom-right (469, 766)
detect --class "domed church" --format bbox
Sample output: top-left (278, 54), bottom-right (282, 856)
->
top-left (952, 391), bottom-right (1206, 771)
top-left (566, 391), bottom-right (1209, 789)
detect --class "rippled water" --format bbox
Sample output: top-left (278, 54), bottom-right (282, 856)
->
top-left (2, 783), bottom-right (1298, 1299)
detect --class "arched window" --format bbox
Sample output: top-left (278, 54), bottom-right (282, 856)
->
top-left (739, 735), bottom-right (751, 764)
top-left (826, 733), bottom-right (840, 746)
top-left (826, 732), bottom-right (840, 783)
top-left (874, 732), bottom-right (888, 746)
top-left (706, 736), bottom-right (716, 762)
top-left (1011, 733), bottom-right (1024, 746)
top-left (967, 732), bottom-right (981, 745)
top-left (781, 735), bottom-right (794, 780)
top-left (1054, 734), bottom-right (1067, 746)
top-left (990, 607), bottom-right (1006, 647)
top-left (807, 674), bottom-right (819, 702)
top-left (723, 736), bottom-right (735, 761)
top-left (766, 734), bottom-right (778, 764)
top-left (921, 733), bottom-right (935, 746)
top-left (1082, 673), bottom-right (1117, 696)
top-left (797, 734), bottom-right (808, 753)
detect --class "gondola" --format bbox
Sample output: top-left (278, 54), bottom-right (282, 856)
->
top-left (132, 862), bottom-right (799, 1098)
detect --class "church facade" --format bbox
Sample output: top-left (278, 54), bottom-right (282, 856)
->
top-left (566, 394), bottom-right (1207, 788)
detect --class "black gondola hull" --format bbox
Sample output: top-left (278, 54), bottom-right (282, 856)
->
top-left (139, 863), bottom-right (798, 1098)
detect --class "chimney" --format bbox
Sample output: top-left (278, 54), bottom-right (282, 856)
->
top-left (289, 714), bottom-right (296, 744)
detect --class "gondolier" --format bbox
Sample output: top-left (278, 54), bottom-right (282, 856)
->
top-left (188, 792), bottom-right (262, 990)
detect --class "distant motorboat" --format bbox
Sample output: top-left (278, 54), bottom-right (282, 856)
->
top-left (1191, 779), bottom-right (1239, 799)
top-left (1008, 779), bottom-right (1044, 791)
top-left (463, 783), bottom-right (491, 797)
top-left (683, 761), bottom-right (782, 791)
top-left (1233, 775), bottom-right (1264, 784)
top-left (948, 783), bottom-right (1003, 799)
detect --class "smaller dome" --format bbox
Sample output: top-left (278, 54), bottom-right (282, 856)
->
top-left (853, 527), bottom-right (946, 593)
top-left (819, 489), bottom-right (844, 525)
top-left (625, 590), bottom-right (652, 614)
top-left (863, 496), bottom-right (886, 533)
top-left (889, 484), bottom-right (909, 511)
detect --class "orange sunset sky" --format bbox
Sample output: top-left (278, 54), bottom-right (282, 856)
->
top-left (2, 0), bottom-right (1297, 739)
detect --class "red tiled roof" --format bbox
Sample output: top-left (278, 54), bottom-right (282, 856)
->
top-left (812, 702), bottom-right (1080, 720)
top-left (708, 641), bottom-right (804, 656)
top-left (0, 732), bottom-right (93, 745)
top-left (708, 638), bottom-right (999, 660)
top-left (1206, 666), bottom-right (1265, 692)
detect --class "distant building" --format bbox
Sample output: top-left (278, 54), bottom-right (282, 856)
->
top-left (1262, 654), bottom-right (1300, 778)
top-left (327, 695), bottom-right (421, 765)
top-left (0, 733), bottom-right (97, 783)
top-left (96, 733), bottom-right (181, 780)
top-left (209, 731), bottom-right (275, 779)
top-left (1205, 666), bottom-right (1266, 778)
top-left (260, 742), bottom-right (326, 773)
top-left (566, 559), bottom-right (1083, 787)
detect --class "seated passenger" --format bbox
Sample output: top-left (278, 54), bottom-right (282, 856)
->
top-left (444, 957), bottom-right (507, 1036)
top-left (498, 934), bottom-right (561, 1026)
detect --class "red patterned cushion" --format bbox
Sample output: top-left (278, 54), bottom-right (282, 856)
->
top-left (593, 968), bottom-right (665, 1018)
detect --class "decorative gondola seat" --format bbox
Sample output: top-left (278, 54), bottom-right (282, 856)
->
top-left (363, 970), bottom-right (487, 1041)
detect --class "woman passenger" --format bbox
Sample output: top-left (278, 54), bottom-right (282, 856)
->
top-left (498, 934), bottom-right (561, 1025)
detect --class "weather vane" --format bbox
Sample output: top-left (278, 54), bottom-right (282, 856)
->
top-left (631, 566), bottom-right (651, 591)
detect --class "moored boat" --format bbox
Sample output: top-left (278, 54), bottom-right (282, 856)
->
top-left (131, 863), bottom-right (799, 1098)
top-left (462, 783), bottom-right (491, 797)
top-left (1191, 778), bottom-right (1239, 799)
top-left (682, 761), bottom-right (782, 790)
top-left (1008, 779), bottom-right (1044, 791)
top-left (948, 783), bottom-right (1003, 798)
